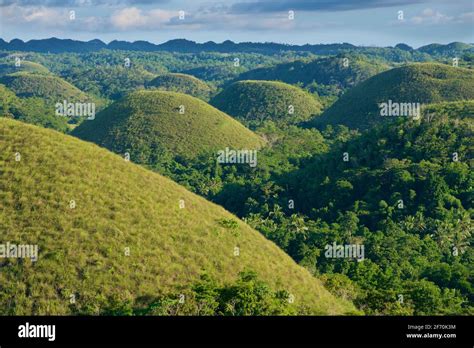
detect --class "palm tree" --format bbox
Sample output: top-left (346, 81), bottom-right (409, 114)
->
top-left (452, 213), bottom-right (472, 254)
top-left (433, 221), bottom-right (453, 249)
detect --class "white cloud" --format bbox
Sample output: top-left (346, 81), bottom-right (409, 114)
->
top-left (456, 11), bottom-right (474, 24)
top-left (110, 7), bottom-right (176, 30)
top-left (410, 8), bottom-right (474, 24)
top-left (5, 2), bottom-right (470, 35)
top-left (0, 4), bottom-right (107, 31)
top-left (1, 4), bottom-right (67, 26)
top-left (23, 7), bottom-right (62, 23)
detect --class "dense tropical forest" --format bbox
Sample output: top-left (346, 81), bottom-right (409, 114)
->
top-left (0, 38), bottom-right (472, 316)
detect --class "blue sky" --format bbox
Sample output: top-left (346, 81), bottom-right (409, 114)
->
top-left (0, 0), bottom-right (472, 47)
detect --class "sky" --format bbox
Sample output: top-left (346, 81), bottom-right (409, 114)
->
top-left (0, 0), bottom-right (473, 47)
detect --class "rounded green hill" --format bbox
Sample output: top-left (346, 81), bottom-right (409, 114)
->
top-left (313, 63), bottom-right (474, 129)
top-left (0, 72), bottom-right (92, 102)
top-left (72, 90), bottom-right (264, 162)
top-left (210, 80), bottom-right (322, 127)
top-left (147, 73), bottom-right (213, 100)
top-left (0, 118), bottom-right (355, 315)
top-left (0, 61), bottom-right (50, 76)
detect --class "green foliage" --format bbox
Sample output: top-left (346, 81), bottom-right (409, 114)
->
top-left (422, 100), bottom-right (474, 119)
top-left (320, 273), bottom-right (361, 302)
top-left (217, 218), bottom-right (239, 231)
top-left (211, 80), bottom-right (322, 127)
top-left (108, 271), bottom-right (299, 316)
top-left (280, 116), bottom-right (472, 314)
top-left (15, 49), bottom-right (305, 89)
top-left (65, 65), bottom-right (155, 100)
top-left (418, 42), bottom-right (474, 57)
top-left (0, 72), bottom-right (105, 129)
top-left (0, 84), bottom-right (69, 132)
top-left (236, 54), bottom-right (389, 96)
top-left (182, 65), bottom-right (242, 85)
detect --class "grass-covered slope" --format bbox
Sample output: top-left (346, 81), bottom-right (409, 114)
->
top-left (147, 73), bottom-right (213, 100)
top-left (0, 118), bottom-right (355, 315)
top-left (235, 55), bottom-right (389, 93)
top-left (72, 90), bottom-right (264, 161)
top-left (0, 72), bottom-right (91, 102)
top-left (313, 63), bottom-right (474, 130)
top-left (0, 61), bottom-right (50, 76)
top-left (210, 80), bottom-right (322, 127)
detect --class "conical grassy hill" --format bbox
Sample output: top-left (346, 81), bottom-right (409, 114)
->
top-left (312, 63), bottom-right (474, 129)
top-left (210, 80), bottom-right (322, 127)
top-left (0, 118), bottom-right (355, 315)
top-left (72, 90), bottom-right (264, 162)
top-left (0, 72), bottom-right (91, 102)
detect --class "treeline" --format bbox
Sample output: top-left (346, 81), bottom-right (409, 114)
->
top-left (1, 38), bottom-right (472, 58)
top-left (100, 271), bottom-right (300, 316)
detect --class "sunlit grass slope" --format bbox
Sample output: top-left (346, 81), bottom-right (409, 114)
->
top-left (0, 118), bottom-right (356, 315)
top-left (0, 61), bottom-right (51, 77)
top-left (313, 63), bottom-right (474, 129)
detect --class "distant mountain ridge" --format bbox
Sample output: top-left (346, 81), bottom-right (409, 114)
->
top-left (1, 37), bottom-right (472, 55)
